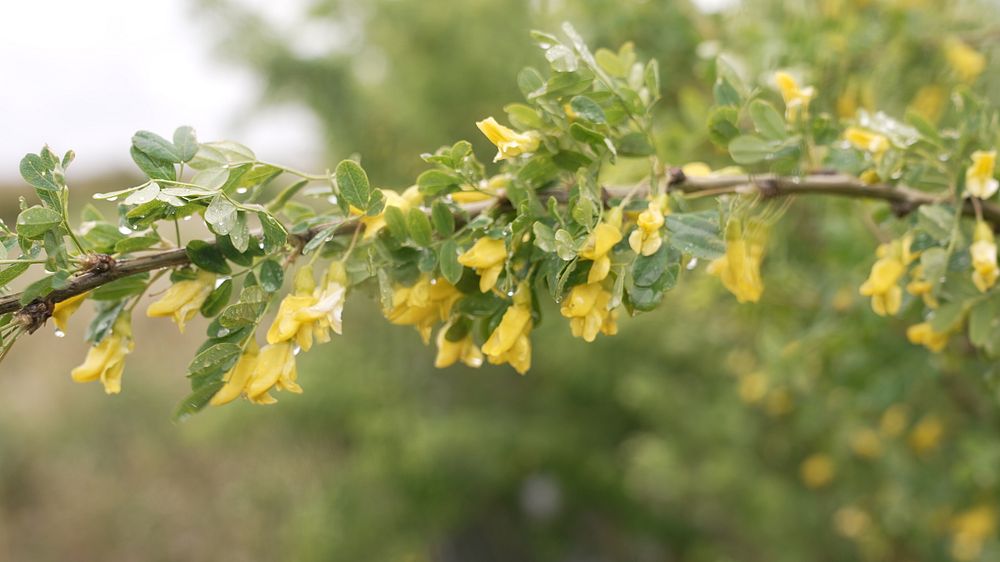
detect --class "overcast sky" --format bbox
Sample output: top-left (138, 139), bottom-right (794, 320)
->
top-left (0, 0), bottom-right (324, 185)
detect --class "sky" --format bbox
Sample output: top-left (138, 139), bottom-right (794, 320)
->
top-left (0, 0), bottom-right (324, 185)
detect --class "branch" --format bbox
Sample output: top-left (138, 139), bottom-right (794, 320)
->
top-left (2, 172), bottom-right (995, 321)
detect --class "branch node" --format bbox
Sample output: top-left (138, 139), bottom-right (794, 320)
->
top-left (757, 179), bottom-right (780, 200)
top-left (666, 167), bottom-right (686, 190)
top-left (79, 253), bottom-right (116, 274)
top-left (14, 299), bottom-right (54, 335)
top-left (889, 199), bottom-right (919, 218)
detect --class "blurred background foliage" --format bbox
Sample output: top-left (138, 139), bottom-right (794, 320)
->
top-left (3, 0), bottom-right (1000, 560)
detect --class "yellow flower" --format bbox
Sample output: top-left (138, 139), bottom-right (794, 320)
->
top-left (834, 506), bottom-right (871, 540)
top-left (266, 267), bottom-right (321, 351)
top-left (944, 37), bottom-right (986, 83)
top-left (70, 314), bottom-right (133, 395)
top-left (682, 162), bottom-right (744, 177)
top-left (880, 404), bottom-right (909, 438)
top-left (580, 209), bottom-right (623, 283)
top-left (476, 117), bottom-right (540, 162)
top-left (482, 283), bottom-right (533, 374)
top-left (384, 275), bottom-right (461, 343)
top-left (354, 185), bottom-right (423, 239)
top-left (458, 236), bottom-right (507, 293)
top-left (51, 292), bottom-right (89, 332)
top-left (907, 321), bottom-right (950, 353)
top-left (146, 270), bottom-right (216, 333)
top-left (245, 341), bottom-right (301, 404)
top-left (908, 415), bottom-right (944, 455)
top-left (971, 221), bottom-right (999, 292)
top-left (965, 150), bottom-right (999, 199)
top-left (738, 372), bottom-right (768, 404)
top-left (849, 428), bottom-right (883, 459)
top-left (707, 217), bottom-right (767, 303)
top-left (560, 282), bottom-right (618, 342)
top-left (859, 236), bottom-right (913, 316)
top-left (628, 196), bottom-right (668, 257)
top-left (434, 323), bottom-right (483, 369)
top-left (909, 85), bottom-right (947, 123)
top-left (950, 505), bottom-right (997, 562)
top-left (906, 264), bottom-right (939, 309)
top-left (209, 340), bottom-right (260, 406)
top-left (844, 126), bottom-right (890, 154)
top-left (800, 454), bottom-right (835, 489)
top-left (774, 71), bottom-right (816, 122)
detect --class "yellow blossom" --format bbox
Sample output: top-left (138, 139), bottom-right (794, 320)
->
top-left (909, 85), bottom-right (947, 123)
top-left (907, 322), bottom-right (950, 353)
top-left (971, 221), bottom-right (999, 292)
top-left (209, 340), bottom-right (261, 406)
top-left (944, 37), bottom-right (986, 83)
top-left (482, 283), bottom-right (533, 374)
top-left (707, 217), bottom-right (767, 303)
top-left (434, 324), bottom-right (483, 369)
top-left (354, 185), bottom-right (423, 239)
top-left (146, 270), bottom-right (215, 333)
top-left (844, 126), bottom-right (890, 154)
top-left (476, 117), bottom-right (541, 162)
top-left (800, 454), bottom-right (835, 489)
top-left (850, 428), bottom-right (883, 459)
top-left (859, 236), bottom-right (914, 316)
top-left (70, 314), bottom-right (133, 395)
top-left (267, 267), bottom-right (322, 352)
top-left (880, 404), bottom-right (909, 438)
top-left (384, 275), bottom-right (461, 343)
top-left (738, 372), bottom-right (769, 404)
top-left (559, 282), bottom-right (618, 342)
top-left (628, 196), bottom-right (668, 257)
top-left (774, 71), bottom-right (816, 122)
top-left (950, 505), bottom-right (997, 561)
top-left (245, 341), bottom-right (301, 404)
top-left (834, 506), bottom-right (871, 539)
top-left (51, 292), bottom-right (89, 332)
top-left (580, 209), bottom-right (623, 283)
top-left (908, 415), bottom-right (944, 455)
top-left (966, 150), bottom-right (999, 199)
top-left (906, 264), bottom-right (939, 309)
top-left (458, 236), bottom-right (507, 293)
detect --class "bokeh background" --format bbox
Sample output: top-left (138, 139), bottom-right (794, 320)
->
top-left (2, 0), bottom-right (1000, 560)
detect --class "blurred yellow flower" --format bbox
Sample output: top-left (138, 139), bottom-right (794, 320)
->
top-left (738, 371), bottom-right (768, 404)
top-left (384, 276), bottom-right (460, 343)
top-left (628, 196), bottom-right (667, 257)
top-left (844, 126), bottom-right (890, 154)
top-left (209, 340), bottom-right (260, 406)
top-left (859, 236), bottom-right (913, 316)
top-left (907, 322), bottom-right (950, 353)
top-left (965, 150), bottom-right (999, 200)
top-left (971, 221), bottom-right (998, 292)
top-left (880, 404), bottom-right (910, 438)
top-left (245, 341), bottom-right (301, 404)
top-left (774, 71), bottom-right (815, 122)
top-left (70, 314), bottom-right (133, 395)
top-left (146, 270), bottom-right (215, 333)
top-left (707, 217), bottom-right (767, 303)
top-left (908, 415), bottom-right (944, 455)
top-left (476, 117), bottom-right (541, 162)
top-left (434, 324), bottom-right (483, 369)
top-left (950, 505), bottom-right (997, 561)
top-left (850, 428), bottom-right (883, 459)
top-left (580, 211), bottom-right (623, 283)
top-left (834, 506), bottom-right (871, 539)
top-left (559, 282), bottom-right (618, 342)
top-left (800, 454), bottom-right (836, 489)
top-left (909, 84), bottom-right (947, 123)
top-left (944, 37), bottom-right (986, 83)
top-left (906, 264), bottom-right (939, 309)
top-left (51, 292), bottom-right (89, 332)
top-left (458, 236), bottom-right (507, 293)
top-left (482, 283), bottom-right (533, 374)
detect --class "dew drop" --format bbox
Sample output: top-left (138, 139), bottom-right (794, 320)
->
top-left (327, 195), bottom-right (339, 205)
top-left (292, 344), bottom-right (302, 356)
top-left (107, 196), bottom-right (118, 202)
top-left (429, 278), bottom-right (437, 285)
top-left (54, 329), bottom-right (65, 338)
top-left (236, 187), bottom-right (248, 194)
top-left (216, 328), bottom-right (230, 337)
top-left (507, 290), bottom-right (515, 297)
top-left (118, 226), bottom-right (133, 235)
top-left (686, 257), bottom-right (699, 270)
top-left (214, 278), bottom-right (228, 289)
top-left (183, 216), bottom-right (192, 221)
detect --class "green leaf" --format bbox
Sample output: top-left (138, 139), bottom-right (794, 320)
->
top-left (173, 126), bottom-right (198, 162)
top-left (114, 235), bottom-right (160, 254)
top-left (616, 132), bottom-right (655, 157)
top-left (728, 135), bottom-right (781, 165)
top-left (205, 195), bottom-right (238, 235)
top-left (569, 123), bottom-right (605, 146)
top-left (20, 153), bottom-right (61, 192)
top-left (916, 205), bottom-right (954, 241)
top-left (666, 212), bottom-right (725, 259)
top-left (431, 201), bottom-right (455, 236)
top-left (968, 298), bottom-right (997, 350)
top-left (407, 208), bottom-right (433, 247)
top-left (16, 206), bottom-right (63, 239)
top-left (132, 130), bottom-right (183, 163)
top-left (172, 381), bottom-right (225, 422)
top-left (417, 169), bottom-right (463, 195)
top-left (931, 301), bottom-right (968, 333)
top-left (259, 212), bottom-right (287, 252)
top-left (383, 206), bottom-right (409, 241)
top-left (91, 274), bottom-right (149, 301)
top-left (439, 240), bottom-right (463, 284)
top-left (533, 222), bottom-right (556, 252)
top-left (0, 262), bottom-right (30, 288)
top-left (191, 167), bottom-right (229, 191)
top-left (259, 259), bottom-right (285, 292)
top-left (517, 66), bottom-right (545, 98)
top-left (219, 286), bottom-right (269, 328)
top-left (570, 95), bottom-right (606, 124)
top-left (707, 106), bottom-right (741, 148)
top-left (335, 160), bottom-right (375, 211)
top-left (200, 279), bottom-right (233, 318)
top-left (186, 240), bottom-right (231, 274)
top-left (504, 103), bottom-right (544, 130)
top-left (713, 78), bottom-right (741, 107)
top-left (188, 342), bottom-right (242, 380)
top-left (749, 99), bottom-right (787, 140)
top-left (130, 146), bottom-right (176, 181)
